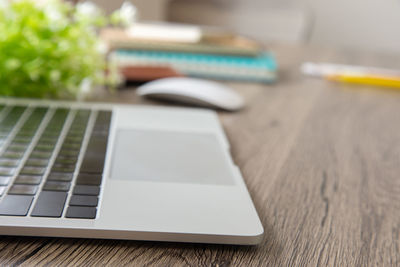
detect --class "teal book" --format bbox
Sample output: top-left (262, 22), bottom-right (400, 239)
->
top-left (112, 50), bottom-right (277, 83)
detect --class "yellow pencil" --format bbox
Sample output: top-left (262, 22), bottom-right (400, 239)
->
top-left (327, 74), bottom-right (400, 89)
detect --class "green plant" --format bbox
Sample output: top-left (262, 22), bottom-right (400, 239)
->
top-left (0, 0), bottom-right (131, 99)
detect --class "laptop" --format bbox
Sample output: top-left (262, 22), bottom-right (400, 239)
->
top-left (0, 98), bottom-right (263, 245)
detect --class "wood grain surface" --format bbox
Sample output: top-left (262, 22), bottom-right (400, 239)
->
top-left (1, 44), bottom-right (400, 266)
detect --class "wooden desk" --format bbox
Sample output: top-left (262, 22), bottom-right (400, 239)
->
top-left (1, 45), bottom-right (399, 266)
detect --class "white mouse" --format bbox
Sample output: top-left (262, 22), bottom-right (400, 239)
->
top-left (137, 77), bottom-right (245, 111)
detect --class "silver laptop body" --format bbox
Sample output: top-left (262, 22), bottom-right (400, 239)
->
top-left (0, 98), bottom-right (263, 245)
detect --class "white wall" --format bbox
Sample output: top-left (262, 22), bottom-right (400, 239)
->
top-left (168, 1), bottom-right (310, 43)
top-left (305, 0), bottom-right (400, 53)
top-left (95, 0), bottom-right (400, 53)
top-left (169, 0), bottom-right (400, 53)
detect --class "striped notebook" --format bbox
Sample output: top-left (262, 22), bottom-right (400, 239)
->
top-left (111, 50), bottom-right (277, 84)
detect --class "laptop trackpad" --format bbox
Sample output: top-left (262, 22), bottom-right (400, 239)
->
top-left (109, 129), bottom-right (235, 185)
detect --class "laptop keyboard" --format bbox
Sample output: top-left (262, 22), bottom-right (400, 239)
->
top-left (0, 104), bottom-right (111, 219)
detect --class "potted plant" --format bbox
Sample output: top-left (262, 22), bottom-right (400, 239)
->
top-left (0, 0), bottom-right (136, 99)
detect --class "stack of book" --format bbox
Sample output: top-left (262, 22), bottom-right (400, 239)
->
top-left (101, 22), bottom-right (277, 83)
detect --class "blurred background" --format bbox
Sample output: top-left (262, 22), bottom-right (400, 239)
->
top-left (94, 0), bottom-right (400, 53)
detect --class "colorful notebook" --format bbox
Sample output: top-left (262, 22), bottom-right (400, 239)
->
top-left (111, 50), bottom-right (277, 84)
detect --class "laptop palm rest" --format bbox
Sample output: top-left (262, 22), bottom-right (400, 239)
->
top-left (109, 129), bottom-right (235, 185)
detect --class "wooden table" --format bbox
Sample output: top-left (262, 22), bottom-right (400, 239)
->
top-left (1, 44), bottom-right (400, 266)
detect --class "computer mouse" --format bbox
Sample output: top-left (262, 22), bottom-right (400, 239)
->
top-left (137, 77), bottom-right (245, 111)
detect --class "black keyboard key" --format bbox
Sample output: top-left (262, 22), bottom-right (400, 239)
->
top-left (79, 153), bottom-right (106, 173)
top-left (30, 151), bottom-right (52, 159)
top-left (31, 191), bottom-right (67, 217)
top-left (91, 128), bottom-right (109, 136)
top-left (65, 130), bottom-right (85, 137)
top-left (25, 158), bottom-right (49, 167)
top-left (24, 108), bottom-right (47, 127)
top-left (20, 166), bottom-right (46, 175)
top-left (14, 175), bottom-right (42, 185)
top-left (10, 140), bottom-right (29, 146)
top-left (64, 136), bottom-right (84, 144)
top-left (37, 137), bottom-right (58, 144)
top-left (18, 133), bottom-right (34, 139)
top-left (61, 143), bottom-right (82, 150)
top-left (15, 132), bottom-right (34, 138)
top-left (55, 157), bottom-right (77, 165)
top-left (8, 185), bottom-right (38, 195)
top-left (87, 136), bottom-right (108, 153)
top-left (7, 144), bottom-right (28, 152)
top-left (50, 109), bottom-right (69, 122)
top-left (0, 106), bottom-right (26, 129)
top-left (95, 111), bottom-right (111, 126)
top-left (0, 167), bottom-right (15, 176)
top-left (58, 150), bottom-right (80, 157)
top-left (0, 195), bottom-right (33, 216)
top-left (78, 112), bottom-right (110, 174)
top-left (0, 186), bottom-right (6, 196)
top-left (39, 140), bottom-right (58, 146)
top-left (34, 144), bottom-right (54, 152)
top-left (68, 129), bottom-right (86, 135)
top-left (2, 151), bottom-right (24, 159)
top-left (47, 172), bottom-right (73, 182)
top-left (69, 195), bottom-right (98, 207)
top-left (76, 173), bottom-right (102, 185)
top-left (66, 206), bottom-right (97, 219)
top-left (51, 164), bottom-right (75, 173)
top-left (43, 181), bottom-right (70, 192)
top-left (75, 109), bottom-right (90, 117)
top-left (73, 185), bottom-right (100, 196)
top-left (0, 159), bottom-right (19, 167)
top-left (12, 137), bottom-right (31, 144)
top-left (0, 177), bottom-right (11, 185)
top-left (40, 132), bottom-right (59, 138)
